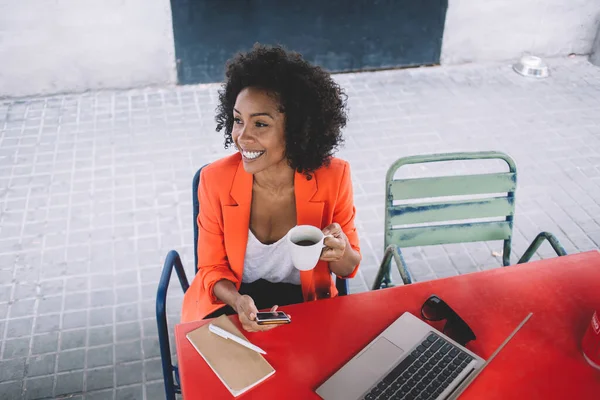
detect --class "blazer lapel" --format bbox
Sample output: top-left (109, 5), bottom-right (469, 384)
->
top-left (222, 159), bottom-right (252, 284)
top-left (295, 171), bottom-right (325, 301)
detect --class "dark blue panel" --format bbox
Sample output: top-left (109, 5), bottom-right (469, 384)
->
top-left (170, 0), bottom-right (448, 84)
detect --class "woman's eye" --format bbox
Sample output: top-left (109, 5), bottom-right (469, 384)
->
top-left (234, 117), bottom-right (243, 124)
top-left (255, 122), bottom-right (268, 128)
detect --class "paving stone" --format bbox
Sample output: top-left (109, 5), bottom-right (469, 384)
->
top-left (0, 381), bottom-right (22, 400)
top-left (449, 253), bottom-right (479, 275)
top-left (90, 275), bottom-right (115, 291)
top-left (3, 337), bottom-right (30, 359)
top-left (115, 286), bottom-right (139, 305)
top-left (6, 317), bottom-right (34, 338)
top-left (85, 389), bottom-right (114, 400)
top-left (62, 310), bottom-right (88, 330)
top-left (144, 358), bottom-right (163, 382)
top-left (65, 277), bottom-right (89, 293)
top-left (60, 329), bottom-right (87, 351)
top-left (115, 322), bottom-right (140, 343)
top-left (116, 384), bottom-right (143, 400)
top-left (14, 283), bottom-right (37, 300)
top-left (89, 307), bottom-right (114, 327)
top-left (90, 290), bottom-right (115, 308)
top-left (24, 376), bottom-right (54, 400)
top-left (141, 337), bottom-right (160, 359)
top-left (145, 381), bottom-right (165, 400)
top-left (115, 362), bottom-right (143, 386)
top-left (86, 345), bottom-right (114, 369)
top-left (54, 370), bottom-right (84, 397)
top-left (115, 305), bottom-right (138, 324)
top-left (114, 341), bottom-right (142, 364)
top-left (88, 326), bottom-right (114, 347)
top-left (57, 349), bottom-right (86, 372)
top-left (39, 279), bottom-right (65, 297)
top-left (141, 319), bottom-right (157, 338)
top-left (64, 293), bottom-right (89, 312)
top-left (86, 367), bottom-right (114, 392)
top-left (9, 299), bottom-right (37, 318)
top-left (34, 314), bottom-right (61, 334)
top-left (0, 357), bottom-right (26, 381)
top-left (31, 332), bottom-right (59, 355)
top-left (26, 353), bottom-right (57, 377)
top-left (37, 295), bottom-right (63, 316)
top-left (139, 300), bottom-right (154, 320)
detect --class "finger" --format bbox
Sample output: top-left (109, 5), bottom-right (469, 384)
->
top-left (258, 322), bottom-right (281, 331)
top-left (321, 247), bottom-right (342, 258)
top-left (321, 223), bottom-right (337, 236)
top-left (252, 321), bottom-right (280, 332)
top-left (239, 304), bottom-right (256, 321)
top-left (241, 298), bottom-right (259, 321)
top-left (263, 324), bottom-right (278, 331)
top-left (239, 314), bottom-right (256, 332)
top-left (323, 236), bottom-right (344, 249)
top-left (320, 252), bottom-right (343, 262)
top-left (270, 305), bottom-right (278, 315)
top-left (323, 223), bottom-right (342, 236)
top-left (248, 302), bottom-right (259, 315)
top-left (242, 314), bottom-right (263, 331)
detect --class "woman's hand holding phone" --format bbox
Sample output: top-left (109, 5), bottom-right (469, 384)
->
top-left (235, 295), bottom-right (286, 332)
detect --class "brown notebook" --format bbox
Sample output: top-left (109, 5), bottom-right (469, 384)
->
top-left (186, 315), bottom-right (275, 397)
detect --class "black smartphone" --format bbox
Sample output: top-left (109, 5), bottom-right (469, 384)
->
top-left (255, 311), bottom-right (291, 325)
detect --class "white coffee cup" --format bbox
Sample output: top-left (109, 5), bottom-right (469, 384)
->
top-left (287, 225), bottom-right (332, 271)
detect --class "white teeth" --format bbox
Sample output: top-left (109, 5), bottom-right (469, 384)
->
top-left (243, 151), bottom-right (264, 160)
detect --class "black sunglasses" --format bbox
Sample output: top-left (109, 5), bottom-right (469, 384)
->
top-left (421, 294), bottom-right (476, 346)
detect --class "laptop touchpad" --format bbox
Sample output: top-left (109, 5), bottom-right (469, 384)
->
top-left (357, 337), bottom-right (404, 376)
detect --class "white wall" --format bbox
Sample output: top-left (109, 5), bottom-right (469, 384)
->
top-left (591, 21), bottom-right (600, 66)
top-left (0, 0), bottom-right (176, 98)
top-left (442, 0), bottom-right (600, 64)
top-left (2, 0), bottom-right (599, 98)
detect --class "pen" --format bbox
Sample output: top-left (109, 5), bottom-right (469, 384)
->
top-left (208, 323), bottom-right (267, 355)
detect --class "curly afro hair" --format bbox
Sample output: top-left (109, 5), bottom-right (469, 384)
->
top-left (215, 44), bottom-right (348, 178)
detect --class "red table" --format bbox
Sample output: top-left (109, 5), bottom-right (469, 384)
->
top-left (175, 251), bottom-right (600, 399)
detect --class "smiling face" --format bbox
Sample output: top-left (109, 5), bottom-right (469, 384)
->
top-left (232, 87), bottom-right (288, 175)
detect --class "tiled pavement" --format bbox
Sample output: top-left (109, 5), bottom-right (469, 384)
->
top-left (1, 57), bottom-right (600, 399)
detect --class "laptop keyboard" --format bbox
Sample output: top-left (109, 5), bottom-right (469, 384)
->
top-left (362, 332), bottom-right (474, 400)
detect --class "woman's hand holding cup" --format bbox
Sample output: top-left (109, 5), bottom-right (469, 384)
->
top-left (320, 223), bottom-right (347, 262)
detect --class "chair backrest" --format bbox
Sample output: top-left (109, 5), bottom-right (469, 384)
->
top-left (192, 165), bottom-right (348, 295)
top-left (385, 151), bottom-right (517, 266)
top-left (192, 166), bottom-right (206, 275)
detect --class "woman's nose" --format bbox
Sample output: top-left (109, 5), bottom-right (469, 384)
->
top-left (237, 126), bottom-right (253, 142)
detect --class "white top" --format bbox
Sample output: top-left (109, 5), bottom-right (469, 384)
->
top-left (242, 230), bottom-right (301, 285)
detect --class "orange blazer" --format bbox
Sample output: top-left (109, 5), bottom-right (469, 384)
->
top-left (181, 153), bottom-right (361, 322)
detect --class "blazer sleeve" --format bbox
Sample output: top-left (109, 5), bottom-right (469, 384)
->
top-left (334, 161), bottom-right (361, 278)
top-left (196, 169), bottom-right (240, 303)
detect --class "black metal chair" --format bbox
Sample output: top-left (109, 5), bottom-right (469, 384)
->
top-left (156, 166), bottom-right (350, 399)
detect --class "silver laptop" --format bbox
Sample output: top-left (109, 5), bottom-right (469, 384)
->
top-left (316, 312), bottom-right (531, 400)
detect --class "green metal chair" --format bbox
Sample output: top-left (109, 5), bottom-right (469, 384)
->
top-left (372, 151), bottom-right (568, 289)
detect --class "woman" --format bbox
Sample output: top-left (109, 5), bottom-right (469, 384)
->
top-left (181, 44), bottom-right (361, 332)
